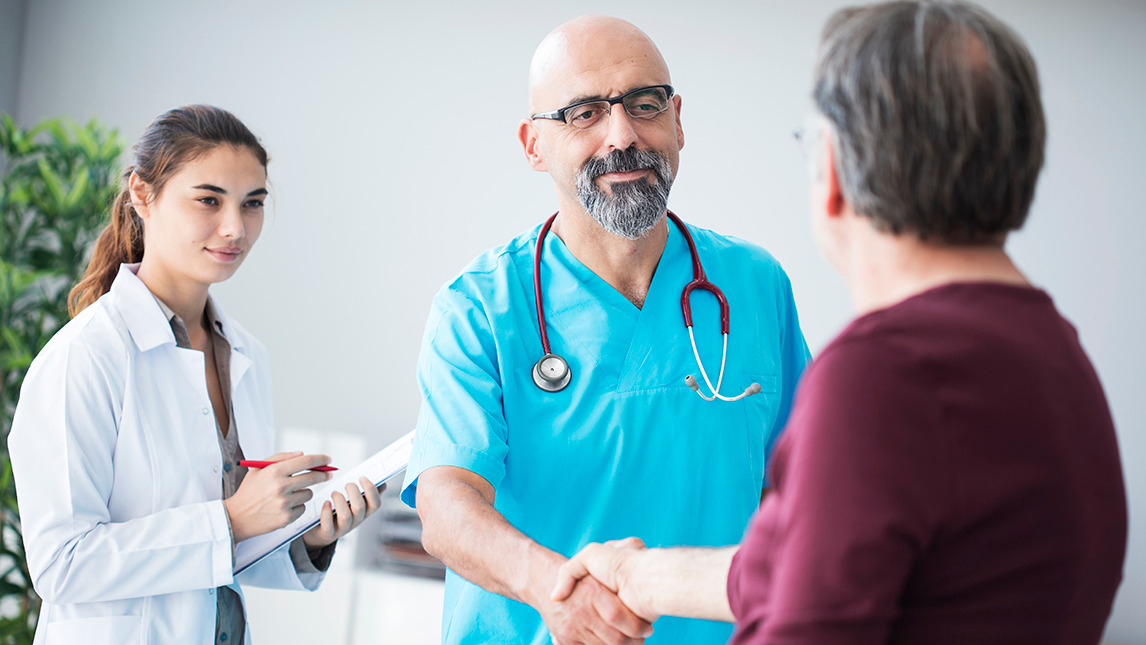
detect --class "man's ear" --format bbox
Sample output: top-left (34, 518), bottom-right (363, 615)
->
top-left (518, 119), bottom-right (548, 172)
top-left (820, 130), bottom-right (845, 218)
top-left (128, 172), bottom-right (153, 219)
top-left (672, 93), bottom-right (684, 151)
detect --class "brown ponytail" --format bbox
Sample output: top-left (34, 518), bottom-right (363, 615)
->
top-left (67, 170), bottom-right (145, 316)
top-left (67, 105), bottom-right (268, 317)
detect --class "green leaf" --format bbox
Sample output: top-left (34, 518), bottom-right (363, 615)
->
top-left (99, 128), bottom-right (123, 162)
top-left (10, 128), bottom-right (31, 156)
top-left (64, 169), bottom-right (90, 211)
top-left (0, 114), bottom-right (14, 152)
top-left (21, 120), bottom-right (50, 151)
top-left (36, 159), bottom-right (66, 212)
top-left (41, 120), bottom-right (69, 151)
top-left (71, 121), bottom-right (99, 159)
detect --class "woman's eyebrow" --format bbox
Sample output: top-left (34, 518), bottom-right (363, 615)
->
top-left (191, 185), bottom-right (268, 197)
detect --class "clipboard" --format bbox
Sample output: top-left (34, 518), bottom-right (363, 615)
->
top-left (233, 430), bottom-right (415, 575)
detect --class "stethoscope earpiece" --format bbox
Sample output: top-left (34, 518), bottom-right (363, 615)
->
top-left (684, 375), bottom-right (700, 392)
top-left (686, 371), bottom-right (761, 402)
top-left (533, 353), bottom-right (571, 392)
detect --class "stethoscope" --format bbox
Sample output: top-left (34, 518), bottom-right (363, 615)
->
top-left (531, 211), bottom-right (761, 401)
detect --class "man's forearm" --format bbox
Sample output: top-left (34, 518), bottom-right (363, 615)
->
top-left (416, 468), bottom-right (561, 605)
top-left (623, 546), bottom-right (738, 622)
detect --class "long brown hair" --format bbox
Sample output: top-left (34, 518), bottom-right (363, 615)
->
top-left (68, 105), bottom-right (269, 316)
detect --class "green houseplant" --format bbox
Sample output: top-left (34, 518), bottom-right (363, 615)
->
top-left (0, 113), bottom-right (122, 643)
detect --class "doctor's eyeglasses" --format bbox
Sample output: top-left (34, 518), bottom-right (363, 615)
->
top-left (531, 85), bottom-right (674, 130)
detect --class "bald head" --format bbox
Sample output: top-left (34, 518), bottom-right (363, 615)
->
top-left (528, 15), bottom-right (671, 114)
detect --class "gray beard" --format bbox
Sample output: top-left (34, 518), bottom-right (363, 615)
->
top-left (575, 147), bottom-right (674, 240)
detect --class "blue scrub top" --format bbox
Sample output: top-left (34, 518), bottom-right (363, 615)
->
top-left (402, 217), bottom-right (810, 644)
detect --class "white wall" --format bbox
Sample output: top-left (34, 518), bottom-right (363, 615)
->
top-left (0, 0), bottom-right (27, 120)
top-left (6, 0), bottom-right (1145, 641)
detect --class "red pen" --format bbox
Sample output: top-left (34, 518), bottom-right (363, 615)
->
top-left (237, 460), bottom-right (338, 472)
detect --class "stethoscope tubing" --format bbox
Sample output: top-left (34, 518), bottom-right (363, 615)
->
top-left (672, 213), bottom-right (731, 335)
top-left (532, 211), bottom-right (757, 401)
top-left (534, 215), bottom-right (558, 356)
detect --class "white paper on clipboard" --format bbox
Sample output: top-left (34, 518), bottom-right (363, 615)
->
top-left (233, 430), bottom-right (415, 575)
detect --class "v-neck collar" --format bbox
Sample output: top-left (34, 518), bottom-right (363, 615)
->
top-left (539, 219), bottom-right (691, 388)
top-left (544, 218), bottom-right (684, 320)
top-left (616, 222), bottom-right (692, 390)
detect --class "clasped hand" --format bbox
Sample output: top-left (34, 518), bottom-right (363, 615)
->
top-left (223, 451), bottom-right (382, 548)
top-left (544, 537), bottom-right (655, 645)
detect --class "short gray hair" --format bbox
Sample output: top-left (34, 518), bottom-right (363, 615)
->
top-left (814, 1), bottom-right (1045, 243)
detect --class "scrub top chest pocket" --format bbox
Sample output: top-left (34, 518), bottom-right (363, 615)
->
top-left (738, 372), bottom-right (783, 490)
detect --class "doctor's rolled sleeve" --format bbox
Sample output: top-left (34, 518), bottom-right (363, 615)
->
top-left (402, 287), bottom-right (509, 504)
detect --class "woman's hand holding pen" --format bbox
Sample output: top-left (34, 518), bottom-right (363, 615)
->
top-left (224, 451), bottom-right (333, 543)
top-left (302, 476), bottom-right (383, 548)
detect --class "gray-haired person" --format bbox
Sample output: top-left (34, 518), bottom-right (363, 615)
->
top-left (550, 2), bottom-right (1128, 643)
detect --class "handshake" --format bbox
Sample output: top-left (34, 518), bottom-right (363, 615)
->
top-left (541, 538), bottom-right (737, 645)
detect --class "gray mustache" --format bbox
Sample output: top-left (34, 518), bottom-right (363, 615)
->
top-left (582, 148), bottom-right (663, 179)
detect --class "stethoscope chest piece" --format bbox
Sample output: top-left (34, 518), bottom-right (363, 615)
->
top-left (533, 353), bottom-right (571, 392)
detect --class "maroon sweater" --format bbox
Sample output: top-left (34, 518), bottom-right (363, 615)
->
top-left (728, 283), bottom-right (1126, 645)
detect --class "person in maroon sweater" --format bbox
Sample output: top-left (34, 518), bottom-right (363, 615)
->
top-left (549, 2), bottom-right (1128, 644)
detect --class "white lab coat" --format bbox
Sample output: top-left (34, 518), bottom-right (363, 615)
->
top-left (8, 264), bottom-right (323, 644)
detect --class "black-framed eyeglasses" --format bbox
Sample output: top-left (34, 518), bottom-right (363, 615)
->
top-left (530, 85), bottom-right (674, 130)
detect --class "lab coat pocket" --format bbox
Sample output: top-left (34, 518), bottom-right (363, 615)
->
top-left (40, 614), bottom-right (142, 644)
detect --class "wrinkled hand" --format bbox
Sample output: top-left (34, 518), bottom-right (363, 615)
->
top-left (225, 452), bottom-right (332, 543)
top-left (552, 538), bottom-right (656, 623)
top-left (302, 477), bottom-right (384, 549)
top-left (538, 565), bottom-right (653, 645)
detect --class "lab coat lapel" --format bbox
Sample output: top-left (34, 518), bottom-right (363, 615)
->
top-left (110, 263), bottom-right (178, 353)
top-left (205, 297), bottom-right (253, 391)
top-left (229, 349), bottom-right (252, 394)
top-left (106, 265), bottom-right (217, 423)
top-left (170, 344), bottom-right (208, 399)
top-left (113, 265), bottom-right (255, 401)
top-left (206, 299), bottom-right (266, 458)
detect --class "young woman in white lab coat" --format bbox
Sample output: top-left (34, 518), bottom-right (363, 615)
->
top-left (7, 105), bottom-right (381, 644)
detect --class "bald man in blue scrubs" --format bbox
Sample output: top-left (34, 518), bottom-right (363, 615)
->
top-left (401, 15), bottom-right (810, 645)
